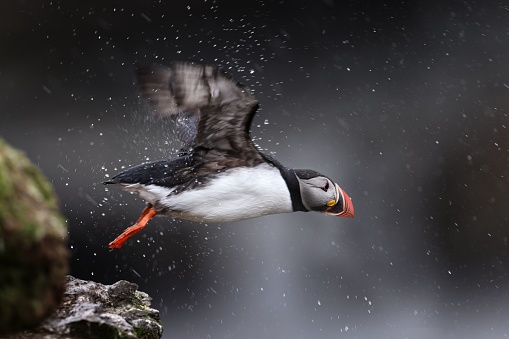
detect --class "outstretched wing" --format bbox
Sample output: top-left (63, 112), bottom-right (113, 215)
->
top-left (136, 62), bottom-right (265, 167)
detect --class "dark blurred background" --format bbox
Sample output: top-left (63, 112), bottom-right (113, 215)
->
top-left (1, 0), bottom-right (509, 338)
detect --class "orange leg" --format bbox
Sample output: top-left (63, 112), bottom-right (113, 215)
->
top-left (108, 206), bottom-right (158, 249)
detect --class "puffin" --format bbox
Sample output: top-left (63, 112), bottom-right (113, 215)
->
top-left (105, 62), bottom-right (354, 249)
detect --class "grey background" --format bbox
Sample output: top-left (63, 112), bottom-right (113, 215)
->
top-left (1, 0), bottom-right (509, 338)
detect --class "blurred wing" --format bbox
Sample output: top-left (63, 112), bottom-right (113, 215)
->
top-left (137, 66), bottom-right (198, 148)
top-left (137, 66), bottom-right (175, 117)
top-left (137, 62), bottom-right (264, 167)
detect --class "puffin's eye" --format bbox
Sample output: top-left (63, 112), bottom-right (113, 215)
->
top-left (321, 181), bottom-right (329, 192)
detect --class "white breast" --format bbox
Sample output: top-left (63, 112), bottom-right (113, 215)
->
top-left (123, 164), bottom-right (293, 223)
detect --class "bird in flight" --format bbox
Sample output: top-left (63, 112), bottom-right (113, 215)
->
top-left (105, 62), bottom-right (354, 249)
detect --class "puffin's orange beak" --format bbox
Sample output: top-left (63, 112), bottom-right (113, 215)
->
top-left (325, 183), bottom-right (354, 218)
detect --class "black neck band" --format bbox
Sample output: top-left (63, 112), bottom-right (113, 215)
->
top-left (280, 167), bottom-right (307, 212)
top-left (262, 153), bottom-right (307, 212)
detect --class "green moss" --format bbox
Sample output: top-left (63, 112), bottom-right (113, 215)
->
top-left (69, 321), bottom-right (136, 339)
top-left (0, 157), bottom-right (12, 223)
top-left (0, 139), bottom-right (66, 245)
top-left (133, 324), bottom-right (148, 338)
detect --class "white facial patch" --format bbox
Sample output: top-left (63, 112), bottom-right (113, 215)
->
top-left (298, 177), bottom-right (335, 211)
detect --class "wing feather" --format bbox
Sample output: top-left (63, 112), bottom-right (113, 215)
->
top-left (136, 62), bottom-right (265, 168)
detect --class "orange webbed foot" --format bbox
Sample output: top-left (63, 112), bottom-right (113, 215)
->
top-left (108, 206), bottom-right (157, 249)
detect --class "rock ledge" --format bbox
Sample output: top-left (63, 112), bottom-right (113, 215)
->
top-left (5, 276), bottom-right (163, 339)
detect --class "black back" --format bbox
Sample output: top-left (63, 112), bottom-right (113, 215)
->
top-left (104, 156), bottom-right (193, 188)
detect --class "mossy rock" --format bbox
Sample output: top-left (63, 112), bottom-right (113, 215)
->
top-left (0, 138), bottom-right (69, 335)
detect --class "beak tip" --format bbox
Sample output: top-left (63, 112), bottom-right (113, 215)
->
top-left (336, 186), bottom-right (355, 218)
